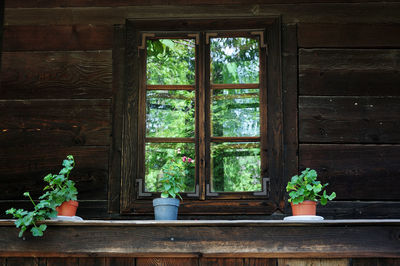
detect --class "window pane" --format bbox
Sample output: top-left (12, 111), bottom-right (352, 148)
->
top-left (211, 89), bottom-right (259, 137)
top-left (145, 142), bottom-right (196, 193)
top-left (147, 39), bottom-right (195, 85)
top-left (210, 37), bottom-right (259, 84)
top-left (211, 142), bottom-right (261, 192)
top-left (146, 90), bottom-right (195, 138)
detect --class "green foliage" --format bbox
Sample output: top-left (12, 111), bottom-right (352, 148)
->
top-left (157, 150), bottom-right (194, 200)
top-left (286, 168), bottom-right (336, 205)
top-left (6, 155), bottom-right (78, 237)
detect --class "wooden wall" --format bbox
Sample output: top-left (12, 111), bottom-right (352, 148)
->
top-left (1, 1), bottom-right (400, 219)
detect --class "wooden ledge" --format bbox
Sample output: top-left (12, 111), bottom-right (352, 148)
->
top-left (0, 219), bottom-right (399, 258)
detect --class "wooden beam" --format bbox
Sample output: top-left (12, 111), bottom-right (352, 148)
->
top-left (0, 220), bottom-right (399, 258)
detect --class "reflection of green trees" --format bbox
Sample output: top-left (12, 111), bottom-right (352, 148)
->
top-left (145, 37), bottom-right (261, 193)
top-left (211, 38), bottom-right (259, 84)
top-left (145, 143), bottom-right (195, 192)
top-left (211, 143), bottom-right (261, 192)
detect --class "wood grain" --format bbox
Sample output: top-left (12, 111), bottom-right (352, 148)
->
top-left (278, 259), bottom-right (349, 266)
top-left (137, 258), bottom-right (197, 266)
top-left (46, 258), bottom-right (79, 266)
top-left (1, 51), bottom-right (112, 99)
top-left (3, 25), bottom-right (112, 51)
top-left (298, 23), bottom-right (400, 48)
top-left (0, 99), bottom-right (111, 147)
top-left (299, 144), bottom-right (400, 200)
top-left (299, 96), bottom-right (400, 143)
top-left (0, 223), bottom-right (399, 258)
top-left (0, 146), bottom-right (108, 201)
top-left (299, 49), bottom-right (400, 96)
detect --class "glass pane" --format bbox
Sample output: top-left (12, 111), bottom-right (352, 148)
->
top-left (211, 142), bottom-right (261, 192)
top-left (210, 37), bottom-right (259, 84)
top-left (145, 142), bottom-right (196, 193)
top-left (146, 90), bottom-right (195, 138)
top-left (211, 89), bottom-right (259, 137)
top-left (147, 39), bottom-right (195, 85)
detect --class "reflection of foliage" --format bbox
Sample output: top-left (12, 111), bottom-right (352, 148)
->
top-left (147, 39), bottom-right (195, 85)
top-left (211, 38), bottom-right (259, 84)
top-left (212, 89), bottom-right (259, 137)
top-left (146, 90), bottom-right (195, 138)
top-left (212, 143), bottom-right (261, 192)
top-left (146, 37), bottom-right (262, 193)
top-left (145, 143), bottom-right (195, 193)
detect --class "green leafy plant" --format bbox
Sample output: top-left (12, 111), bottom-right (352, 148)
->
top-left (286, 168), bottom-right (336, 205)
top-left (6, 155), bottom-right (78, 237)
top-left (158, 150), bottom-right (193, 200)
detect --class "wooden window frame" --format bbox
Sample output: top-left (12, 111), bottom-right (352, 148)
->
top-left (114, 17), bottom-right (284, 215)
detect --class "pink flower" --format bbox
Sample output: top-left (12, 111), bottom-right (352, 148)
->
top-left (187, 158), bottom-right (192, 163)
top-left (182, 156), bottom-right (187, 162)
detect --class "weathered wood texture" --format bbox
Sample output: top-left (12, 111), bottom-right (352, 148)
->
top-left (299, 49), bottom-right (400, 96)
top-left (299, 96), bottom-right (400, 143)
top-left (6, 0), bottom-right (398, 8)
top-left (3, 25), bottom-right (112, 51)
top-left (0, 146), bottom-right (108, 201)
top-left (0, 221), bottom-right (399, 258)
top-left (298, 23), bottom-right (400, 48)
top-left (299, 144), bottom-right (400, 200)
top-left (4, 4), bottom-right (400, 25)
top-left (1, 51), bottom-right (112, 99)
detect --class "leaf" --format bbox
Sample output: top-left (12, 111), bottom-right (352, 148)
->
top-left (23, 192), bottom-right (30, 197)
top-left (161, 192), bottom-right (169, 198)
top-left (31, 227), bottom-right (44, 237)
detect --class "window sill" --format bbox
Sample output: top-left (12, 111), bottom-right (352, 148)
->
top-left (1, 219), bottom-right (399, 258)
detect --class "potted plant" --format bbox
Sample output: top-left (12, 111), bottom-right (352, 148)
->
top-left (153, 152), bottom-right (193, 220)
top-left (286, 168), bottom-right (336, 216)
top-left (6, 155), bottom-right (78, 237)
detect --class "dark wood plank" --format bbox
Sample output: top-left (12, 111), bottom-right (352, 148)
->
top-left (282, 24), bottom-right (298, 213)
top-left (1, 51), bottom-right (112, 99)
top-left (200, 258), bottom-right (243, 266)
top-left (298, 23), bottom-right (400, 48)
top-left (6, 0), bottom-right (396, 8)
top-left (0, 146), bottom-right (108, 201)
top-left (0, 222), bottom-right (399, 258)
top-left (299, 144), bottom-right (400, 200)
top-left (299, 49), bottom-right (400, 96)
top-left (243, 258), bottom-right (277, 266)
top-left (79, 258), bottom-right (106, 266)
top-left (299, 96), bottom-right (400, 143)
top-left (266, 17), bottom-right (284, 210)
top-left (3, 25), bottom-right (112, 51)
top-left (4, 4), bottom-right (400, 25)
top-left (137, 258), bottom-right (197, 266)
top-left (5, 258), bottom-right (38, 266)
top-left (108, 25), bottom-right (125, 214)
top-left (105, 258), bottom-right (135, 266)
top-left (278, 259), bottom-right (349, 266)
top-left (46, 258), bottom-right (79, 266)
top-left (0, 99), bottom-right (111, 147)
top-left (352, 258), bottom-right (400, 266)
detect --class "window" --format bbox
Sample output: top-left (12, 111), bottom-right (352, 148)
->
top-left (118, 18), bottom-right (283, 215)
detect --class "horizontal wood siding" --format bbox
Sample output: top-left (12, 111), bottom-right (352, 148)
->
top-left (299, 144), bottom-right (400, 200)
top-left (299, 49), bottom-right (400, 96)
top-left (1, 51), bottom-right (112, 99)
top-left (299, 96), bottom-right (400, 143)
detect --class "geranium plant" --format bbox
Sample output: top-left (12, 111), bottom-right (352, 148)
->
top-left (6, 155), bottom-right (78, 237)
top-left (286, 168), bottom-right (336, 205)
top-left (158, 150), bottom-right (193, 200)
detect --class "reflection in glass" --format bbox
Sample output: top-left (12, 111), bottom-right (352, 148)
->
top-left (210, 37), bottom-right (259, 84)
top-left (211, 89), bottom-right (259, 137)
top-left (145, 142), bottom-right (195, 193)
top-left (147, 39), bottom-right (195, 85)
top-left (146, 90), bottom-right (195, 138)
top-left (211, 142), bottom-right (261, 192)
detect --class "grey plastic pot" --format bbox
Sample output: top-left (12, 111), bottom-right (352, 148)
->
top-left (153, 198), bottom-right (180, 220)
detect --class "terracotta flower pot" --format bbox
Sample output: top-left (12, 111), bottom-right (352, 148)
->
top-left (56, 200), bottom-right (78, 216)
top-left (291, 200), bottom-right (317, 216)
